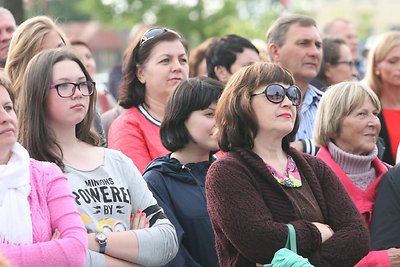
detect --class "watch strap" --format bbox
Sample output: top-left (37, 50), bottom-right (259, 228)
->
top-left (99, 240), bottom-right (106, 254)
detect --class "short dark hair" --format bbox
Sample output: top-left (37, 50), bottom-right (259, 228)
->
top-left (215, 62), bottom-right (299, 151)
top-left (316, 37), bottom-right (347, 83)
top-left (161, 76), bottom-right (224, 151)
top-left (119, 27), bottom-right (188, 109)
top-left (206, 34), bottom-right (259, 80)
top-left (266, 15), bottom-right (317, 47)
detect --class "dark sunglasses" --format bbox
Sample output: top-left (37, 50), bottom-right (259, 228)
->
top-left (250, 83), bottom-right (302, 106)
top-left (139, 27), bottom-right (181, 47)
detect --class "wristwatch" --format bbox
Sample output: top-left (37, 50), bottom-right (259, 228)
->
top-left (95, 232), bottom-right (107, 254)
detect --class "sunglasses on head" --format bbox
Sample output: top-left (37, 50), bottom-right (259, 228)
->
top-left (250, 83), bottom-right (302, 106)
top-left (139, 27), bottom-right (181, 47)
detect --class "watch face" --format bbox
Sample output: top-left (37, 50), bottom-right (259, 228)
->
top-left (96, 232), bottom-right (107, 242)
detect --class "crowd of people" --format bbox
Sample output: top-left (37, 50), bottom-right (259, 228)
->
top-left (1, 5), bottom-right (400, 267)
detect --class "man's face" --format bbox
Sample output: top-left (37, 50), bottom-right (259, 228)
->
top-left (271, 23), bottom-right (322, 86)
top-left (0, 13), bottom-right (15, 64)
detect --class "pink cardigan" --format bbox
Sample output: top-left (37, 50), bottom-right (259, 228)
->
top-left (317, 147), bottom-right (390, 267)
top-left (0, 159), bottom-right (87, 267)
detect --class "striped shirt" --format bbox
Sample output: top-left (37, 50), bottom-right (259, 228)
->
top-left (296, 84), bottom-right (323, 141)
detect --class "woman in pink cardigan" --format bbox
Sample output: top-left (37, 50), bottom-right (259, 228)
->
top-left (314, 81), bottom-right (400, 266)
top-left (0, 72), bottom-right (87, 266)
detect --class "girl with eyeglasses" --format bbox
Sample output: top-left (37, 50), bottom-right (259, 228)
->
top-left (205, 62), bottom-right (370, 266)
top-left (17, 48), bottom-right (178, 267)
top-left (107, 27), bottom-right (189, 173)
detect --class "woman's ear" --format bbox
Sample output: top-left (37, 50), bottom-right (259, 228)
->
top-left (136, 64), bottom-right (145, 84)
top-left (374, 64), bottom-right (381, 77)
top-left (214, 65), bottom-right (229, 83)
top-left (325, 63), bottom-right (334, 80)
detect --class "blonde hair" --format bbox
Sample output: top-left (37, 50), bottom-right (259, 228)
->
top-left (5, 16), bottom-right (68, 101)
top-left (365, 31), bottom-right (400, 97)
top-left (313, 81), bottom-right (381, 147)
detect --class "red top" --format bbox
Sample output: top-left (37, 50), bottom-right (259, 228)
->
top-left (317, 146), bottom-right (390, 267)
top-left (108, 105), bottom-right (169, 173)
top-left (382, 109), bottom-right (400, 161)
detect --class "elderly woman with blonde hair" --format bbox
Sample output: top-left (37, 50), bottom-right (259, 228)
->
top-left (314, 81), bottom-right (400, 266)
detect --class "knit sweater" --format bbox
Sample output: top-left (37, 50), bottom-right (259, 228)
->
top-left (0, 159), bottom-right (87, 267)
top-left (206, 147), bottom-right (370, 267)
top-left (327, 143), bottom-right (377, 190)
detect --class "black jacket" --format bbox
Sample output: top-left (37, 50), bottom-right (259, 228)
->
top-left (371, 163), bottom-right (400, 250)
top-left (143, 154), bottom-right (219, 267)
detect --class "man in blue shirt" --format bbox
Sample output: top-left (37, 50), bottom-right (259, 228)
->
top-left (266, 15), bottom-right (323, 155)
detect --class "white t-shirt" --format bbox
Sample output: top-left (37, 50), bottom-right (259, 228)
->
top-left (65, 148), bottom-right (177, 267)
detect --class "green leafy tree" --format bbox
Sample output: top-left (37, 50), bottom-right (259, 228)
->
top-left (25, 0), bottom-right (90, 22)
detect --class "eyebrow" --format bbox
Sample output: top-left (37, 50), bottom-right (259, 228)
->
top-left (53, 76), bottom-right (86, 82)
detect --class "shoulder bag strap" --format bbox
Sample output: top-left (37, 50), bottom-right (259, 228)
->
top-left (286, 224), bottom-right (297, 253)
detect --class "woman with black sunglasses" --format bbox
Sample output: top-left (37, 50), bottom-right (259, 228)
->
top-left (108, 27), bottom-right (189, 173)
top-left (205, 62), bottom-right (370, 266)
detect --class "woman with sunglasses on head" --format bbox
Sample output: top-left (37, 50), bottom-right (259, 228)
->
top-left (206, 62), bottom-right (370, 266)
top-left (0, 71), bottom-right (87, 267)
top-left (108, 27), bottom-right (189, 173)
top-left (18, 48), bottom-right (178, 267)
top-left (314, 81), bottom-right (400, 266)
top-left (143, 76), bottom-right (223, 267)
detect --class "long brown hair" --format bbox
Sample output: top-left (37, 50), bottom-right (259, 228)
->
top-left (18, 48), bottom-right (99, 170)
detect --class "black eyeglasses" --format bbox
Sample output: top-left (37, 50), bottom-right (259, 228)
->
top-left (250, 83), bottom-right (302, 106)
top-left (49, 81), bottom-right (95, 98)
top-left (139, 27), bottom-right (181, 47)
top-left (333, 60), bottom-right (354, 68)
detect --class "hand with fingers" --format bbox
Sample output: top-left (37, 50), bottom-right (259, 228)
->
top-left (52, 228), bottom-right (60, 240)
top-left (130, 210), bottom-right (150, 230)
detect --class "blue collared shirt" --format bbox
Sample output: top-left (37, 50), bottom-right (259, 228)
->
top-left (296, 84), bottom-right (323, 141)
